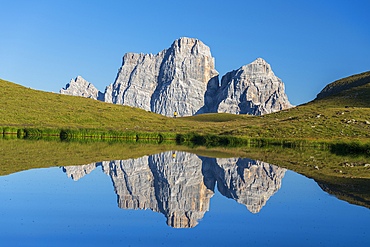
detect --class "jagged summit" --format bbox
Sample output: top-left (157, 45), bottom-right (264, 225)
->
top-left (214, 58), bottom-right (293, 115)
top-left (101, 37), bottom-right (219, 117)
top-left (59, 38), bottom-right (292, 116)
top-left (60, 76), bottom-right (104, 101)
top-left (246, 58), bottom-right (275, 76)
top-left (171, 37), bottom-right (213, 57)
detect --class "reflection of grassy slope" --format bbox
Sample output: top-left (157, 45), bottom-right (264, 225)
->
top-left (242, 145), bottom-right (370, 209)
top-left (0, 138), bottom-right (248, 176)
top-left (1, 138), bottom-right (370, 208)
top-left (1, 71), bottom-right (370, 141)
top-left (0, 138), bottom-right (175, 175)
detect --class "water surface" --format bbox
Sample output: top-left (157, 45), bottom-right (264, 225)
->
top-left (1, 151), bottom-right (369, 246)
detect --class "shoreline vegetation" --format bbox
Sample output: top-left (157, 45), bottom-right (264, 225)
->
top-left (1, 75), bottom-right (370, 144)
top-left (2, 125), bottom-right (370, 153)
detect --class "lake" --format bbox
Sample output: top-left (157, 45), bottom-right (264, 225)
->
top-left (1, 149), bottom-right (370, 246)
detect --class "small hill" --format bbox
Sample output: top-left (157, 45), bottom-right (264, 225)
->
top-left (316, 71), bottom-right (370, 99)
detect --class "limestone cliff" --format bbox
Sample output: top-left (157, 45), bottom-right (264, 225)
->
top-left (63, 151), bottom-right (286, 228)
top-left (214, 58), bottom-right (293, 115)
top-left (59, 38), bottom-right (292, 116)
top-left (105, 37), bottom-right (219, 116)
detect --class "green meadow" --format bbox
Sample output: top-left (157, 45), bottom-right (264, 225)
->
top-left (1, 73), bottom-right (370, 143)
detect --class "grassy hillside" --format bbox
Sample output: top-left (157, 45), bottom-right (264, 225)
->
top-left (1, 75), bottom-right (370, 142)
top-left (0, 79), bottom-right (172, 130)
top-left (316, 71), bottom-right (370, 99)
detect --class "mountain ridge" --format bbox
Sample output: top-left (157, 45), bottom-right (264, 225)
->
top-left (60, 37), bottom-right (292, 116)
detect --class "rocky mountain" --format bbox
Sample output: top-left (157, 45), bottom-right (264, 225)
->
top-left (63, 151), bottom-right (286, 228)
top-left (60, 37), bottom-right (292, 116)
top-left (60, 76), bottom-right (104, 101)
top-left (213, 58), bottom-right (293, 115)
top-left (104, 37), bottom-right (220, 117)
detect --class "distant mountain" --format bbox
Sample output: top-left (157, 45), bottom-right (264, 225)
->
top-left (60, 76), bottom-right (104, 101)
top-left (316, 71), bottom-right (370, 99)
top-left (60, 37), bottom-right (292, 116)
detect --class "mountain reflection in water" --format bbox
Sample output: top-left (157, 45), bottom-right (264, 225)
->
top-left (62, 151), bottom-right (286, 228)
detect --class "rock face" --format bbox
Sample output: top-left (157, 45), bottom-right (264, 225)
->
top-left (213, 58), bottom-right (293, 115)
top-left (60, 38), bottom-right (292, 116)
top-left (105, 38), bottom-right (219, 117)
top-left (63, 151), bottom-right (286, 228)
top-left (60, 76), bottom-right (104, 101)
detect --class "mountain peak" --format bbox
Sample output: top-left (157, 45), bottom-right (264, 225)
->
top-left (215, 58), bottom-right (292, 115)
top-left (252, 57), bottom-right (267, 64)
top-left (170, 37), bottom-right (212, 58)
top-left (60, 38), bottom-right (292, 116)
top-left (60, 76), bottom-right (104, 101)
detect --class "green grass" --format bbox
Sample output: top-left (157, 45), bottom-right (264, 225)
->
top-left (1, 71), bottom-right (370, 143)
top-left (181, 113), bottom-right (245, 122)
top-left (316, 71), bottom-right (370, 99)
top-left (0, 79), bottom-right (174, 131)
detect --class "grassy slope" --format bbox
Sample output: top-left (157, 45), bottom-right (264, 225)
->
top-left (0, 79), bottom-right (172, 130)
top-left (223, 82), bottom-right (370, 140)
top-left (316, 71), bottom-right (370, 99)
top-left (1, 74), bottom-right (370, 142)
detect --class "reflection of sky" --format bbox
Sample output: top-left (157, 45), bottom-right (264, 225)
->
top-left (1, 167), bottom-right (370, 246)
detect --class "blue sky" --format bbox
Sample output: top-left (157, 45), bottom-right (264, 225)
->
top-left (1, 0), bottom-right (369, 105)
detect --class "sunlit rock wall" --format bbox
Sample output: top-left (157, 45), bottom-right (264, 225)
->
top-left (60, 38), bottom-right (293, 116)
top-left (214, 58), bottom-right (293, 115)
top-left (60, 76), bottom-right (104, 101)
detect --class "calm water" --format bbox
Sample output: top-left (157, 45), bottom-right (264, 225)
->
top-left (1, 151), bottom-right (370, 246)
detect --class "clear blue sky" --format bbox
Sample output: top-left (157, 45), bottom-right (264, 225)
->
top-left (1, 0), bottom-right (369, 105)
